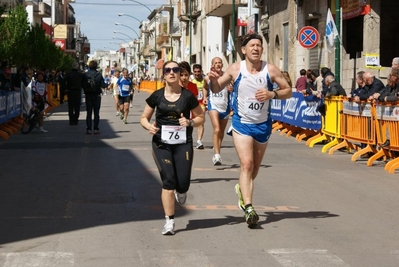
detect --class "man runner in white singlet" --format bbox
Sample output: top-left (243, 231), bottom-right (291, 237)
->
top-left (208, 33), bottom-right (292, 228)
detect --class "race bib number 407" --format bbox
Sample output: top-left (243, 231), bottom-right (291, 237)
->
top-left (161, 125), bottom-right (187, 144)
top-left (244, 97), bottom-right (265, 114)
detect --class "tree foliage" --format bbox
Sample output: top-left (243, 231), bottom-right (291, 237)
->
top-left (0, 4), bottom-right (74, 70)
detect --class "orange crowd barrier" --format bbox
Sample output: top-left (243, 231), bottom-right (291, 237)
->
top-left (329, 100), bottom-right (377, 160)
top-left (138, 81), bottom-right (164, 93)
top-left (374, 102), bottom-right (399, 173)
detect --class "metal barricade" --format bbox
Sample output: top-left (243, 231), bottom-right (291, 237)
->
top-left (329, 100), bottom-right (377, 161)
top-left (374, 102), bottom-right (399, 173)
top-left (307, 96), bottom-right (343, 153)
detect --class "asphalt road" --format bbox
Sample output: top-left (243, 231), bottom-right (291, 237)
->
top-left (1, 89), bottom-right (399, 267)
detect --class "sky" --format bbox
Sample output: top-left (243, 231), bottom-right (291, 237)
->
top-left (71, 0), bottom-right (168, 53)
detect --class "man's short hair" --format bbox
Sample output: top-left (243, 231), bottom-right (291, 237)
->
top-left (241, 33), bottom-right (263, 46)
top-left (321, 67), bottom-right (333, 77)
top-left (325, 75), bottom-right (335, 83)
top-left (299, 69), bottom-right (306, 76)
top-left (192, 64), bottom-right (202, 71)
top-left (88, 60), bottom-right (98, 69)
top-left (356, 71), bottom-right (365, 80)
top-left (71, 62), bottom-right (79, 70)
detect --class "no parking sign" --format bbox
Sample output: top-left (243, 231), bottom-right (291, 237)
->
top-left (298, 26), bottom-right (320, 49)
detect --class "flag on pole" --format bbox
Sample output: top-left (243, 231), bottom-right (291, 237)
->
top-left (168, 48), bottom-right (173, 61)
top-left (325, 8), bottom-right (339, 53)
top-left (226, 30), bottom-right (235, 56)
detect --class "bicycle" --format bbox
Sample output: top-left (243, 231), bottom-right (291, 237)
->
top-left (21, 98), bottom-right (48, 134)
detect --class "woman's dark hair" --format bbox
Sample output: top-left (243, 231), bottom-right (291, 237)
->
top-left (311, 69), bottom-right (320, 77)
top-left (178, 61), bottom-right (191, 74)
top-left (162, 60), bottom-right (179, 75)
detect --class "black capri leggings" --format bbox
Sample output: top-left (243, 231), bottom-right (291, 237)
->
top-left (152, 140), bottom-right (193, 193)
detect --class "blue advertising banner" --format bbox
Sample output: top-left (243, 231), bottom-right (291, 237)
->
top-left (0, 91), bottom-right (6, 124)
top-left (270, 92), bottom-right (322, 130)
top-left (0, 91), bottom-right (22, 124)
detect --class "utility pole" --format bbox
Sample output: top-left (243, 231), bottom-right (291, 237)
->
top-left (189, 0), bottom-right (192, 65)
top-left (232, 0), bottom-right (236, 63)
top-left (169, 0), bottom-right (173, 60)
top-left (335, 0), bottom-right (341, 83)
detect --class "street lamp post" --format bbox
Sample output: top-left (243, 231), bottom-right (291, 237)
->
top-left (118, 13), bottom-right (141, 24)
top-left (113, 31), bottom-right (135, 42)
top-left (112, 36), bottom-right (129, 43)
top-left (117, 14), bottom-right (142, 76)
top-left (115, 22), bottom-right (140, 39)
top-left (121, 0), bottom-right (157, 80)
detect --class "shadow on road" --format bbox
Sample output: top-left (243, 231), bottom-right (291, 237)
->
top-left (0, 104), bottom-right (188, 245)
top-left (262, 211), bottom-right (339, 225)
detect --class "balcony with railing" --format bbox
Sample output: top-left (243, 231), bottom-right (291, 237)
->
top-left (178, 0), bottom-right (201, 22)
top-left (157, 20), bottom-right (181, 46)
top-left (33, 1), bottom-right (51, 17)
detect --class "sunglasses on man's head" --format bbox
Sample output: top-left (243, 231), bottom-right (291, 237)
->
top-left (164, 67), bottom-right (180, 75)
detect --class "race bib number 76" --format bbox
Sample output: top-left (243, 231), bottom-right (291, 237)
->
top-left (161, 125), bottom-right (187, 144)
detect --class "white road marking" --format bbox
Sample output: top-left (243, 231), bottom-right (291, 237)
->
top-left (268, 249), bottom-right (350, 267)
top-left (1, 252), bottom-right (74, 267)
top-left (138, 250), bottom-right (212, 267)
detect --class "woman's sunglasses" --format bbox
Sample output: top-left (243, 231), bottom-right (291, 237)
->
top-left (164, 67), bottom-right (180, 75)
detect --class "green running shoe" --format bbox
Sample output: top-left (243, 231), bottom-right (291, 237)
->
top-left (234, 184), bottom-right (245, 211)
top-left (245, 206), bottom-right (259, 228)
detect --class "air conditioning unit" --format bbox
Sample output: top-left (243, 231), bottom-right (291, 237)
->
top-left (38, 2), bottom-right (51, 17)
top-left (252, 0), bottom-right (263, 8)
top-left (259, 13), bottom-right (269, 31)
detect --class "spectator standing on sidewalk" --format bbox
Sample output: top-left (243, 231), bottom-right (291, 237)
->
top-left (354, 71), bottom-right (384, 102)
top-left (324, 75), bottom-right (347, 97)
top-left (65, 62), bottom-right (85, 125)
top-left (208, 33), bottom-right (292, 228)
top-left (29, 71), bottom-right (48, 133)
top-left (295, 69), bottom-right (307, 92)
top-left (140, 60), bottom-right (205, 235)
top-left (84, 60), bottom-right (107, 135)
top-left (371, 67), bottom-right (399, 148)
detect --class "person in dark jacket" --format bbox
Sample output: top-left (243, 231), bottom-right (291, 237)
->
top-left (324, 75), bottom-right (347, 97)
top-left (320, 67), bottom-right (334, 96)
top-left (354, 71), bottom-right (384, 101)
top-left (84, 60), bottom-right (107, 134)
top-left (65, 62), bottom-right (85, 125)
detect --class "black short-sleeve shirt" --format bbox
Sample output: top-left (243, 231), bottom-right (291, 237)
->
top-left (146, 87), bottom-right (199, 143)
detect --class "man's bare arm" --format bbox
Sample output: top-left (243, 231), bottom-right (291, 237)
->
top-left (269, 64), bottom-right (292, 100)
top-left (208, 62), bottom-right (239, 93)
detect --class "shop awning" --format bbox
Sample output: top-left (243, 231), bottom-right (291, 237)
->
top-left (155, 59), bottom-right (164, 69)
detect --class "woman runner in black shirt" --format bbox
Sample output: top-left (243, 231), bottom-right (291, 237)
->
top-left (140, 60), bottom-right (205, 235)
